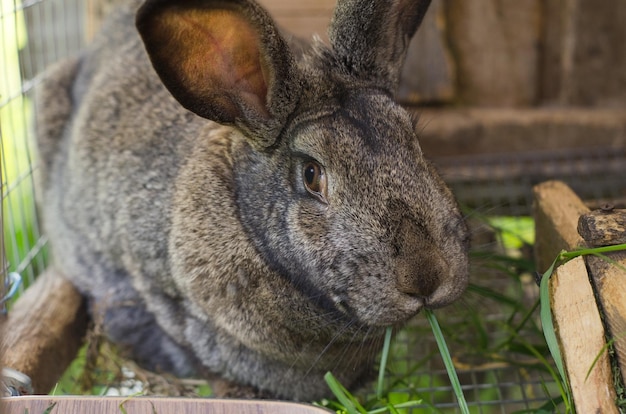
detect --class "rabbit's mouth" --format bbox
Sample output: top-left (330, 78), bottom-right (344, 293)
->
top-left (330, 289), bottom-right (425, 328)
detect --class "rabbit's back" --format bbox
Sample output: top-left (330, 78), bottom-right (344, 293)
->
top-left (38, 1), bottom-right (192, 286)
top-left (35, 2), bottom-right (211, 374)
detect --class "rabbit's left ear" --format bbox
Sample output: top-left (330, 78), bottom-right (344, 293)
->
top-left (136, 0), bottom-right (301, 147)
top-left (328, 0), bottom-right (431, 93)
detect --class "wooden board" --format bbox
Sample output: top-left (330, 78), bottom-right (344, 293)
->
top-left (578, 209), bottom-right (626, 246)
top-left (586, 252), bottom-right (626, 382)
top-left (533, 180), bottom-right (618, 413)
top-left (1, 269), bottom-right (88, 394)
top-left (533, 180), bottom-right (590, 272)
top-left (577, 207), bottom-right (626, 381)
top-left (1, 396), bottom-right (332, 414)
top-left (550, 257), bottom-right (618, 412)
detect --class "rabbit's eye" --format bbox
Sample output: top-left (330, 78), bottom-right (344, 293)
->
top-left (303, 161), bottom-right (327, 202)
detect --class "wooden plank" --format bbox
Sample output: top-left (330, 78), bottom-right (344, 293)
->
top-left (578, 209), bottom-right (626, 247)
top-left (445, 0), bottom-right (541, 106)
top-left (550, 258), bottom-right (619, 413)
top-left (417, 108), bottom-right (626, 158)
top-left (0, 396), bottom-right (332, 414)
top-left (397, 0), bottom-right (455, 104)
top-left (268, 16), bottom-right (332, 40)
top-left (257, 0), bottom-right (336, 13)
top-left (532, 180), bottom-right (590, 272)
top-left (0, 269), bottom-right (88, 394)
top-left (257, 0), bottom-right (334, 40)
top-left (541, 0), bottom-right (626, 107)
top-left (585, 252), bottom-right (626, 382)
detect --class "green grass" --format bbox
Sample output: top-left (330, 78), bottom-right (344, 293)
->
top-left (423, 310), bottom-right (469, 414)
top-left (320, 327), bottom-right (424, 414)
top-left (488, 216), bottom-right (535, 249)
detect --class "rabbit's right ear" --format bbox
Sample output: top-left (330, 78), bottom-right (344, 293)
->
top-left (329, 0), bottom-right (431, 94)
top-left (136, 0), bottom-right (301, 147)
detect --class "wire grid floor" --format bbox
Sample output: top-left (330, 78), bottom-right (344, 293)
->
top-left (383, 365), bottom-right (556, 413)
top-left (378, 313), bottom-right (560, 413)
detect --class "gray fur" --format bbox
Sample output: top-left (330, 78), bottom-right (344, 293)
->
top-left (35, 0), bottom-right (469, 401)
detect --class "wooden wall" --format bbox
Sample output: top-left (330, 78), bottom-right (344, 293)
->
top-left (84, 0), bottom-right (626, 110)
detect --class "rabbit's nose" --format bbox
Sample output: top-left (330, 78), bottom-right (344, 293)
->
top-left (394, 219), bottom-right (446, 299)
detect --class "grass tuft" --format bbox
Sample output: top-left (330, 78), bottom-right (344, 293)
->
top-left (424, 309), bottom-right (470, 414)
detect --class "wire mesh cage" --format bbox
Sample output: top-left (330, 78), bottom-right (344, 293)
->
top-left (1, 0), bottom-right (625, 412)
top-left (436, 145), bottom-right (626, 217)
top-left (1, 0), bottom-right (87, 305)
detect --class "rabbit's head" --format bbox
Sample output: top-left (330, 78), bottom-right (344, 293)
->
top-left (135, 0), bottom-right (469, 329)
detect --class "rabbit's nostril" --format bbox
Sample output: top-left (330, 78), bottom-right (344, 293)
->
top-left (395, 256), bottom-right (441, 298)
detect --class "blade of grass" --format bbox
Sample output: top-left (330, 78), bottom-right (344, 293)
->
top-left (367, 401), bottom-right (424, 414)
top-left (324, 371), bottom-right (367, 414)
top-left (41, 402), bottom-right (57, 414)
top-left (119, 392), bottom-right (144, 414)
top-left (514, 329), bottom-right (569, 409)
top-left (585, 330), bottom-right (626, 381)
top-left (539, 254), bottom-right (572, 412)
top-left (377, 327), bottom-right (393, 400)
top-left (424, 309), bottom-right (469, 414)
top-left (560, 243), bottom-right (626, 260)
top-left (467, 283), bottom-right (521, 308)
top-left (325, 325), bottom-right (423, 414)
top-left (512, 395), bottom-right (563, 414)
top-left (590, 252), bottom-right (626, 273)
top-left (385, 403), bottom-right (400, 414)
top-left (495, 299), bottom-right (541, 352)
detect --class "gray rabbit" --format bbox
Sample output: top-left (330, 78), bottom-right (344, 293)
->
top-left (35, 0), bottom-right (470, 401)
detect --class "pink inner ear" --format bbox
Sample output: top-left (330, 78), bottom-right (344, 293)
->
top-left (161, 8), bottom-right (270, 117)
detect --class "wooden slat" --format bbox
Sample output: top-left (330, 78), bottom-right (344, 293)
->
top-left (578, 207), bottom-right (626, 382)
top-left (270, 16), bottom-right (332, 39)
top-left (550, 258), bottom-right (618, 413)
top-left (533, 180), bottom-right (590, 272)
top-left (1, 269), bottom-right (88, 394)
top-left (257, 0), bottom-right (335, 40)
top-left (586, 252), bottom-right (626, 382)
top-left (0, 396), bottom-right (332, 414)
top-left (257, 0), bottom-right (336, 13)
top-left (578, 209), bottom-right (626, 247)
